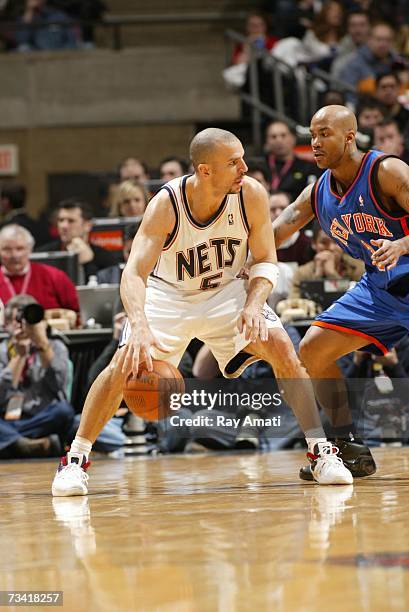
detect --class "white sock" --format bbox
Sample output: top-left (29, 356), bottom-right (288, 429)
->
top-left (70, 436), bottom-right (92, 461)
top-left (305, 428), bottom-right (327, 454)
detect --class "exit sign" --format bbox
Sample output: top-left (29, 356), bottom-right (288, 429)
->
top-left (0, 145), bottom-right (18, 175)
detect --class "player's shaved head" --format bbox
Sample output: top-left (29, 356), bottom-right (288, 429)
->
top-left (190, 128), bottom-right (240, 168)
top-left (311, 105), bottom-right (357, 134)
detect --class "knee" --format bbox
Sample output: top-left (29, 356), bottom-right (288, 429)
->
top-left (299, 335), bottom-right (324, 375)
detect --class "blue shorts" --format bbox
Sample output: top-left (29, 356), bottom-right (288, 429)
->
top-left (314, 274), bottom-right (409, 355)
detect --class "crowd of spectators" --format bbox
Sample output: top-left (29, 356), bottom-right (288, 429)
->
top-left (0, 0), bottom-right (106, 51)
top-left (1, 0), bottom-right (409, 459)
top-left (1, 127), bottom-right (408, 457)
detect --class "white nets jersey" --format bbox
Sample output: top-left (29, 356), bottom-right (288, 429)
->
top-left (149, 175), bottom-right (250, 295)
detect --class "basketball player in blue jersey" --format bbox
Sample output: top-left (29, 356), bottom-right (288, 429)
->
top-left (52, 127), bottom-right (353, 496)
top-left (273, 104), bottom-right (409, 481)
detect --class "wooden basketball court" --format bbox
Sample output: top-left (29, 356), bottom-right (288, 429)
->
top-left (1, 448), bottom-right (409, 611)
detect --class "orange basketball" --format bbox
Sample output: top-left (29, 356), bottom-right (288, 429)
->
top-left (123, 359), bottom-right (185, 421)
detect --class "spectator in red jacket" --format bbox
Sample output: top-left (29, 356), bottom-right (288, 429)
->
top-left (0, 224), bottom-right (79, 313)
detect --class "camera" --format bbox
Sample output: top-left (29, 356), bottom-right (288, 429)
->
top-left (15, 303), bottom-right (45, 325)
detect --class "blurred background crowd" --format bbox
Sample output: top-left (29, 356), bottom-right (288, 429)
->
top-left (0, 0), bottom-right (408, 460)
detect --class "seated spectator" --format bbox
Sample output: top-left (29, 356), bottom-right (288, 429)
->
top-left (37, 199), bottom-right (120, 282)
top-left (231, 12), bottom-right (278, 66)
top-left (52, 0), bottom-right (106, 47)
top-left (0, 182), bottom-right (49, 245)
top-left (374, 118), bottom-right (409, 164)
top-left (301, 0), bottom-right (345, 70)
top-left (269, 191), bottom-right (313, 265)
top-left (0, 224), bottom-right (79, 312)
top-left (331, 9), bottom-right (371, 80)
top-left (159, 157), bottom-right (189, 182)
top-left (322, 89), bottom-right (346, 106)
top-left (356, 97), bottom-right (387, 131)
top-left (109, 181), bottom-right (148, 218)
top-left (290, 224), bottom-right (365, 298)
top-left (271, 0), bottom-right (315, 40)
top-left (374, 72), bottom-right (409, 133)
top-left (0, 294), bottom-right (74, 459)
top-left (15, 0), bottom-right (79, 52)
top-left (97, 223), bottom-right (140, 285)
top-left (264, 120), bottom-right (320, 200)
top-left (337, 22), bottom-right (401, 105)
top-left (118, 157), bottom-right (149, 184)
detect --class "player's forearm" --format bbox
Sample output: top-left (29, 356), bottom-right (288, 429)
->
top-left (244, 278), bottom-right (273, 310)
top-left (272, 221), bottom-right (294, 248)
top-left (120, 270), bottom-right (148, 327)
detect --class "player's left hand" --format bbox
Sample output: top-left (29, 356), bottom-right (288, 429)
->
top-left (370, 239), bottom-right (405, 270)
top-left (237, 306), bottom-right (268, 343)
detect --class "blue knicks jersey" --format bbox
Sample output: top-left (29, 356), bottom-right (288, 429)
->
top-left (312, 150), bottom-right (409, 291)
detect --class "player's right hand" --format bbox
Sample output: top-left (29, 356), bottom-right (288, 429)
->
top-left (119, 323), bottom-right (167, 377)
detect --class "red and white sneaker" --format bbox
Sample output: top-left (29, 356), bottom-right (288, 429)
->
top-left (51, 452), bottom-right (90, 497)
top-left (308, 442), bottom-right (353, 485)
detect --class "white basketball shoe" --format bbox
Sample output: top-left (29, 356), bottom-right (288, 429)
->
top-left (52, 452), bottom-right (90, 497)
top-left (308, 442), bottom-right (353, 485)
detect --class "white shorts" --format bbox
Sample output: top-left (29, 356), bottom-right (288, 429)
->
top-left (119, 277), bottom-right (284, 377)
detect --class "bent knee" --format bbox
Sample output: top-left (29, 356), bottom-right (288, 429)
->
top-left (299, 333), bottom-right (333, 374)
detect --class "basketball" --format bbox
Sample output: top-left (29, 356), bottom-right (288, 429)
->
top-left (123, 359), bottom-right (185, 421)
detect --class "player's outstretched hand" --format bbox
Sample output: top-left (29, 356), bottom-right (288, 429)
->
top-left (119, 324), bottom-right (167, 377)
top-left (237, 306), bottom-right (268, 343)
top-left (370, 239), bottom-right (405, 270)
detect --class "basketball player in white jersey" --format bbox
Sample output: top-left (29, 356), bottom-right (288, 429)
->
top-left (52, 128), bottom-right (352, 495)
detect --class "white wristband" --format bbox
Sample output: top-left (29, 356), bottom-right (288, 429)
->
top-left (248, 262), bottom-right (279, 289)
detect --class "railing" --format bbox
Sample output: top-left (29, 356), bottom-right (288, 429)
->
top-left (224, 29), bottom-right (360, 153)
top-left (0, 12), bottom-right (247, 51)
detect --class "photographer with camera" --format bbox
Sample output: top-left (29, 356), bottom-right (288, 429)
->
top-left (0, 294), bottom-right (75, 458)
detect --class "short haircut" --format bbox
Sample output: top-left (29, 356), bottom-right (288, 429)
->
top-left (189, 128), bottom-right (239, 169)
top-left (375, 71), bottom-right (400, 87)
top-left (265, 119), bottom-right (296, 137)
top-left (57, 198), bottom-right (94, 221)
top-left (159, 156), bottom-right (189, 174)
top-left (346, 9), bottom-right (369, 21)
top-left (4, 294), bottom-right (38, 323)
top-left (270, 189), bottom-right (291, 203)
top-left (118, 157), bottom-right (149, 175)
top-left (0, 183), bottom-right (26, 209)
top-left (356, 96), bottom-right (387, 116)
top-left (123, 222), bottom-right (141, 242)
top-left (0, 223), bottom-right (35, 249)
top-left (377, 117), bottom-right (400, 131)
